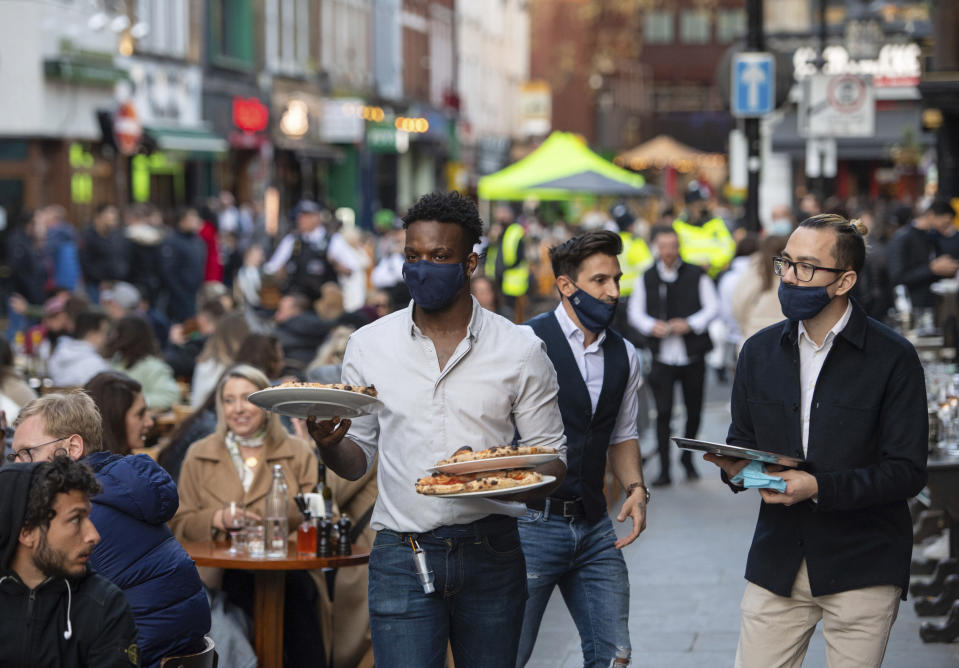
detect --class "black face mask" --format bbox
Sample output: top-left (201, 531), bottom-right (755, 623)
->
top-left (568, 283), bottom-right (617, 333)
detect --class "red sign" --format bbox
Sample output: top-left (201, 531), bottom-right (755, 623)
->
top-left (233, 96), bottom-right (269, 134)
top-left (113, 101), bottom-right (142, 156)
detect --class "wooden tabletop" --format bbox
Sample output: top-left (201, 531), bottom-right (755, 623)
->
top-left (181, 540), bottom-right (370, 570)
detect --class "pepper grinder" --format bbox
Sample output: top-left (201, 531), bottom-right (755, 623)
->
top-left (316, 517), bottom-right (334, 558)
top-left (336, 514), bottom-right (353, 555)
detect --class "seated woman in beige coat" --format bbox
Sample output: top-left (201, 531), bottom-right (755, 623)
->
top-left (170, 364), bottom-right (324, 668)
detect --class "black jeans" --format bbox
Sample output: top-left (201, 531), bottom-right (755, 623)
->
top-left (648, 359), bottom-right (705, 478)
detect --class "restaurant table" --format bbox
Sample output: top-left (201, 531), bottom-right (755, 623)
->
top-left (182, 540), bottom-right (370, 668)
top-left (927, 454), bottom-right (959, 558)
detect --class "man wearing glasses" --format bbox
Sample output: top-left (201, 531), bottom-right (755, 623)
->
top-left (10, 391), bottom-right (211, 666)
top-left (705, 214), bottom-right (927, 667)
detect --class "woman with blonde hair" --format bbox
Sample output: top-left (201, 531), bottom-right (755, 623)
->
top-left (189, 311), bottom-right (251, 407)
top-left (171, 363), bottom-right (324, 667)
top-left (732, 235), bottom-right (788, 347)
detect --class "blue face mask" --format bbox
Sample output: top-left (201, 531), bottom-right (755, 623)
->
top-left (569, 286), bottom-right (617, 333)
top-left (403, 260), bottom-right (466, 311)
top-left (777, 281), bottom-right (833, 321)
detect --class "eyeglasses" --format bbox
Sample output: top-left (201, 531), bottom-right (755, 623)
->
top-left (773, 256), bottom-right (847, 283)
top-left (6, 436), bottom-right (69, 463)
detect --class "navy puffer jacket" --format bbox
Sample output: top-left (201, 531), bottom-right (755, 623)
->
top-left (83, 452), bottom-right (211, 668)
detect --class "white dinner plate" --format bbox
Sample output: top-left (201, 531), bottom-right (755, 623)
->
top-left (431, 453), bottom-right (559, 475)
top-left (426, 475), bottom-right (556, 498)
top-left (248, 386), bottom-right (382, 419)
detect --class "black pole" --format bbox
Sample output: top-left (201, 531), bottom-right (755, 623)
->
top-left (815, 0), bottom-right (828, 204)
top-left (744, 0), bottom-right (764, 232)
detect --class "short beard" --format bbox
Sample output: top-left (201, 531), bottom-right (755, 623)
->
top-left (32, 530), bottom-right (87, 581)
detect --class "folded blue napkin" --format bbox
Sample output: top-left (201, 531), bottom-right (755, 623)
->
top-left (730, 460), bottom-right (787, 492)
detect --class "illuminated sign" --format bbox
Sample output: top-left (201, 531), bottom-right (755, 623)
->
top-left (793, 43), bottom-right (920, 88)
top-left (232, 97), bottom-right (269, 133)
top-left (280, 100), bottom-right (310, 138)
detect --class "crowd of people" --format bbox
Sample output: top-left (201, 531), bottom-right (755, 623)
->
top-left (0, 182), bottom-right (951, 667)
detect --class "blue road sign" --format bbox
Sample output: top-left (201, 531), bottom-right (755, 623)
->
top-left (732, 52), bottom-right (775, 117)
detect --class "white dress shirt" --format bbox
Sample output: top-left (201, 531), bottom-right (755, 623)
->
top-left (341, 297), bottom-right (567, 533)
top-left (627, 260), bottom-right (719, 365)
top-left (797, 300), bottom-right (853, 455)
top-left (544, 304), bottom-right (641, 445)
top-left (263, 227), bottom-right (360, 275)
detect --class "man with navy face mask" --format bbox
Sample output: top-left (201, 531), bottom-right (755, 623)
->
top-left (306, 191), bottom-right (567, 668)
top-left (518, 231), bottom-right (647, 668)
top-left (705, 214), bottom-right (927, 667)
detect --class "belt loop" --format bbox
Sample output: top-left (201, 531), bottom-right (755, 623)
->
top-left (544, 498), bottom-right (551, 517)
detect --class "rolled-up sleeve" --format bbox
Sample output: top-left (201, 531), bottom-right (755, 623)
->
top-left (512, 337), bottom-right (567, 463)
top-left (340, 338), bottom-right (380, 471)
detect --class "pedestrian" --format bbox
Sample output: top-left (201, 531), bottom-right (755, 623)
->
top-left (160, 207), bottom-right (207, 325)
top-left (672, 180), bottom-right (735, 278)
top-left (306, 191), bottom-right (567, 667)
top-left (263, 200), bottom-right (359, 302)
top-left (80, 204), bottom-right (129, 302)
top-left (705, 214), bottom-right (927, 667)
top-left (517, 230), bottom-right (647, 668)
top-left (0, 456), bottom-right (140, 667)
top-left (628, 225), bottom-right (718, 485)
top-left (887, 199), bottom-right (959, 311)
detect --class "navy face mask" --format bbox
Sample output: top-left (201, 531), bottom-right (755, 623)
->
top-left (569, 285), bottom-right (617, 333)
top-left (777, 281), bottom-right (833, 321)
top-left (403, 260), bottom-right (466, 311)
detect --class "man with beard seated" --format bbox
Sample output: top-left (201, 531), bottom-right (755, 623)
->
top-left (0, 456), bottom-right (139, 667)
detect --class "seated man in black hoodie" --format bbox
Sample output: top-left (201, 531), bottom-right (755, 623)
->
top-left (0, 456), bottom-right (139, 667)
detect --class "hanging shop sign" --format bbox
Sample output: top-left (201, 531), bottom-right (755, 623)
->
top-left (113, 101), bottom-right (142, 155)
top-left (792, 43), bottom-right (920, 88)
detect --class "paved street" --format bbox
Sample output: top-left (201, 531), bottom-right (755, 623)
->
top-left (528, 379), bottom-right (959, 668)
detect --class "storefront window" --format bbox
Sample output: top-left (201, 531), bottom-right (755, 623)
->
top-left (69, 144), bottom-right (95, 205)
top-left (680, 9), bottom-right (711, 44)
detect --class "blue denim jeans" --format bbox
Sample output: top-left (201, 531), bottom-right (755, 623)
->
top-left (516, 508), bottom-right (631, 668)
top-left (369, 518), bottom-right (527, 668)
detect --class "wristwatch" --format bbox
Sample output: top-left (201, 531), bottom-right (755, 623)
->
top-left (626, 482), bottom-right (650, 505)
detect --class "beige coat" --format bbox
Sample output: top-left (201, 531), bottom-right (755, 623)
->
top-left (170, 432), bottom-right (318, 544)
top-left (731, 257), bottom-right (786, 348)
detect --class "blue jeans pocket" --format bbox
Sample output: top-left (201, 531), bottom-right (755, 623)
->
top-left (369, 532), bottom-right (413, 615)
top-left (482, 529), bottom-right (524, 558)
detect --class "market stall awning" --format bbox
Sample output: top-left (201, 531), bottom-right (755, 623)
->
top-left (145, 125), bottom-right (228, 156)
top-left (477, 131), bottom-right (645, 201)
top-left (615, 135), bottom-right (724, 171)
top-left (533, 170), bottom-right (657, 196)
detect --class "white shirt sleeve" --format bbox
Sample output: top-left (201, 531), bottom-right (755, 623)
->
top-left (512, 337), bottom-right (568, 464)
top-left (686, 274), bottom-right (720, 334)
top-left (263, 234), bottom-right (295, 275)
top-left (609, 340), bottom-right (642, 445)
top-left (627, 275), bottom-right (657, 335)
top-left (340, 338), bottom-right (379, 471)
top-left (328, 233), bottom-right (361, 273)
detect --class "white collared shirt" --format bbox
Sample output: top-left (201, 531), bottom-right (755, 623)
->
top-left (797, 300), bottom-right (853, 455)
top-left (263, 226), bottom-right (360, 275)
top-left (627, 260), bottom-right (719, 365)
top-left (341, 297), bottom-right (567, 533)
top-left (544, 303), bottom-right (641, 445)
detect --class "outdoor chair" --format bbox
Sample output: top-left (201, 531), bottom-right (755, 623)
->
top-left (159, 636), bottom-right (218, 668)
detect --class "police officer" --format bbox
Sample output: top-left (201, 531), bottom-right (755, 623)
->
top-left (673, 181), bottom-right (735, 279)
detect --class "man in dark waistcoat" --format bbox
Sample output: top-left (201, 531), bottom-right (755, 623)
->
top-left (518, 230), bottom-right (648, 668)
top-left (705, 214), bottom-right (927, 667)
top-left (627, 225), bottom-right (718, 486)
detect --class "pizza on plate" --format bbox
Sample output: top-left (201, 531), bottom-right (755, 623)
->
top-left (276, 381), bottom-right (378, 398)
top-left (415, 469), bottom-right (543, 495)
top-left (436, 445), bottom-right (556, 466)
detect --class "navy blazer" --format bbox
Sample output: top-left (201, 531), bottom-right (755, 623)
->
top-left (727, 299), bottom-right (927, 599)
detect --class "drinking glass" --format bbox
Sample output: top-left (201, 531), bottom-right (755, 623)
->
top-left (224, 501), bottom-right (246, 555)
top-left (245, 520), bottom-right (266, 558)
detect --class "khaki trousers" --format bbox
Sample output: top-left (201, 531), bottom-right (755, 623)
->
top-left (735, 560), bottom-right (901, 668)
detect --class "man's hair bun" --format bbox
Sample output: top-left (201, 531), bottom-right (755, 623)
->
top-left (849, 218), bottom-right (869, 237)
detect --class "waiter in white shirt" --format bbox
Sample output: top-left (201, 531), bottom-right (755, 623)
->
top-left (628, 225), bottom-right (718, 486)
top-left (307, 191), bottom-right (567, 668)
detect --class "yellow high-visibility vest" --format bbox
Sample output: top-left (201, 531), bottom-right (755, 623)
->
top-left (501, 222), bottom-right (529, 297)
top-left (673, 216), bottom-right (735, 278)
top-left (484, 243), bottom-right (498, 278)
top-left (618, 232), bottom-right (653, 297)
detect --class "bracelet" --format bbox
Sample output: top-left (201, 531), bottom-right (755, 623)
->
top-left (626, 482), bottom-right (650, 504)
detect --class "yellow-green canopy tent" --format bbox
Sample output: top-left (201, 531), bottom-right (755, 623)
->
top-left (477, 131), bottom-right (647, 201)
